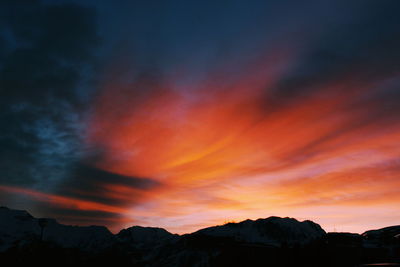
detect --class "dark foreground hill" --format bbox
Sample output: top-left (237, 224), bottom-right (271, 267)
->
top-left (0, 206), bottom-right (399, 266)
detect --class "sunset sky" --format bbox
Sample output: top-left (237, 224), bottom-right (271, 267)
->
top-left (1, 0), bottom-right (399, 234)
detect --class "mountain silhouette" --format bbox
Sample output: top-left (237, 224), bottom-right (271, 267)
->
top-left (0, 206), bottom-right (399, 266)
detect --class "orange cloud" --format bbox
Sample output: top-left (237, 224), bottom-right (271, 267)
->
top-left (4, 47), bottom-right (398, 234)
top-left (0, 185), bottom-right (126, 214)
top-left (81, 52), bottom-right (400, 234)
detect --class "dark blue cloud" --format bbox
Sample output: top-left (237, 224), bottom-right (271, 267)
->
top-left (0, 0), bottom-right (99, 190)
top-left (1, 0), bottom-right (400, 226)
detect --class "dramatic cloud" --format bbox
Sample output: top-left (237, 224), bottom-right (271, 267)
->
top-left (0, 0), bottom-right (106, 222)
top-left (1, 0), bottom-right (399, 233)
top-left (0, 0), bottom-right (98, 187)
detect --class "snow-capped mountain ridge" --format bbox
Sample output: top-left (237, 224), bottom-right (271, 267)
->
top-left (1, 206), bottom-right (399, 258)
top-left (0, 206), bottom-right (114, 252)
top-left (117, 225), bottom-right (178, 249)
top-left (1, 207), bottom-right (327, 252)
top-left (194, 216), bottom-right (326, 246)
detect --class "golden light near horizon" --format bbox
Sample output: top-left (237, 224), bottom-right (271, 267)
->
top-left (1, 0), bottom-right (399, 236)
top-left (82, 52), bottom-right (400, 233)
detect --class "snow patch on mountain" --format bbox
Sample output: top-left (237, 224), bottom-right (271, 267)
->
top-left (194, 216), bottom-right (326, 246)
top-left (363, 225), bottom-right (400, 239)
top-left (0, 207), bottom-right (40, 251)
top-left (117, 226), bottom-right (178, 249)
top-left (0, 207), bottom-right (114, 252)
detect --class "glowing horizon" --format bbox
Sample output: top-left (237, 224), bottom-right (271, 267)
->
top-left (84, 53), bottom-right (400, 234)
top-left (4, 53), bottom-right (399, 234)
top-left (1, 0), bottom-right (399, 235)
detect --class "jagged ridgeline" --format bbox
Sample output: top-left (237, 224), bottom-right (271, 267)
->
top-left (0, 207), bottom-right (399, 266)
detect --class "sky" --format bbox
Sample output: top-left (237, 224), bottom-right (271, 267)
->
top-left (0, 0), bottom-right (399, 234)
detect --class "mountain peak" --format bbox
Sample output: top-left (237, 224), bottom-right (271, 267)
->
top-left (117, 225), bottom-right (178, 249)
top-left (362, 225), bottom-right (400, 242)
top-left (1, 207), bottom-right (399, 266)
top-left (0, 207), bottom-right (114, 252)
top-left (194, 216), bottom-right (325, 246)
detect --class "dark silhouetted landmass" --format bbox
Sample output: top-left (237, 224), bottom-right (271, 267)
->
top-left (0, 206), bottom-right (399, 266)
